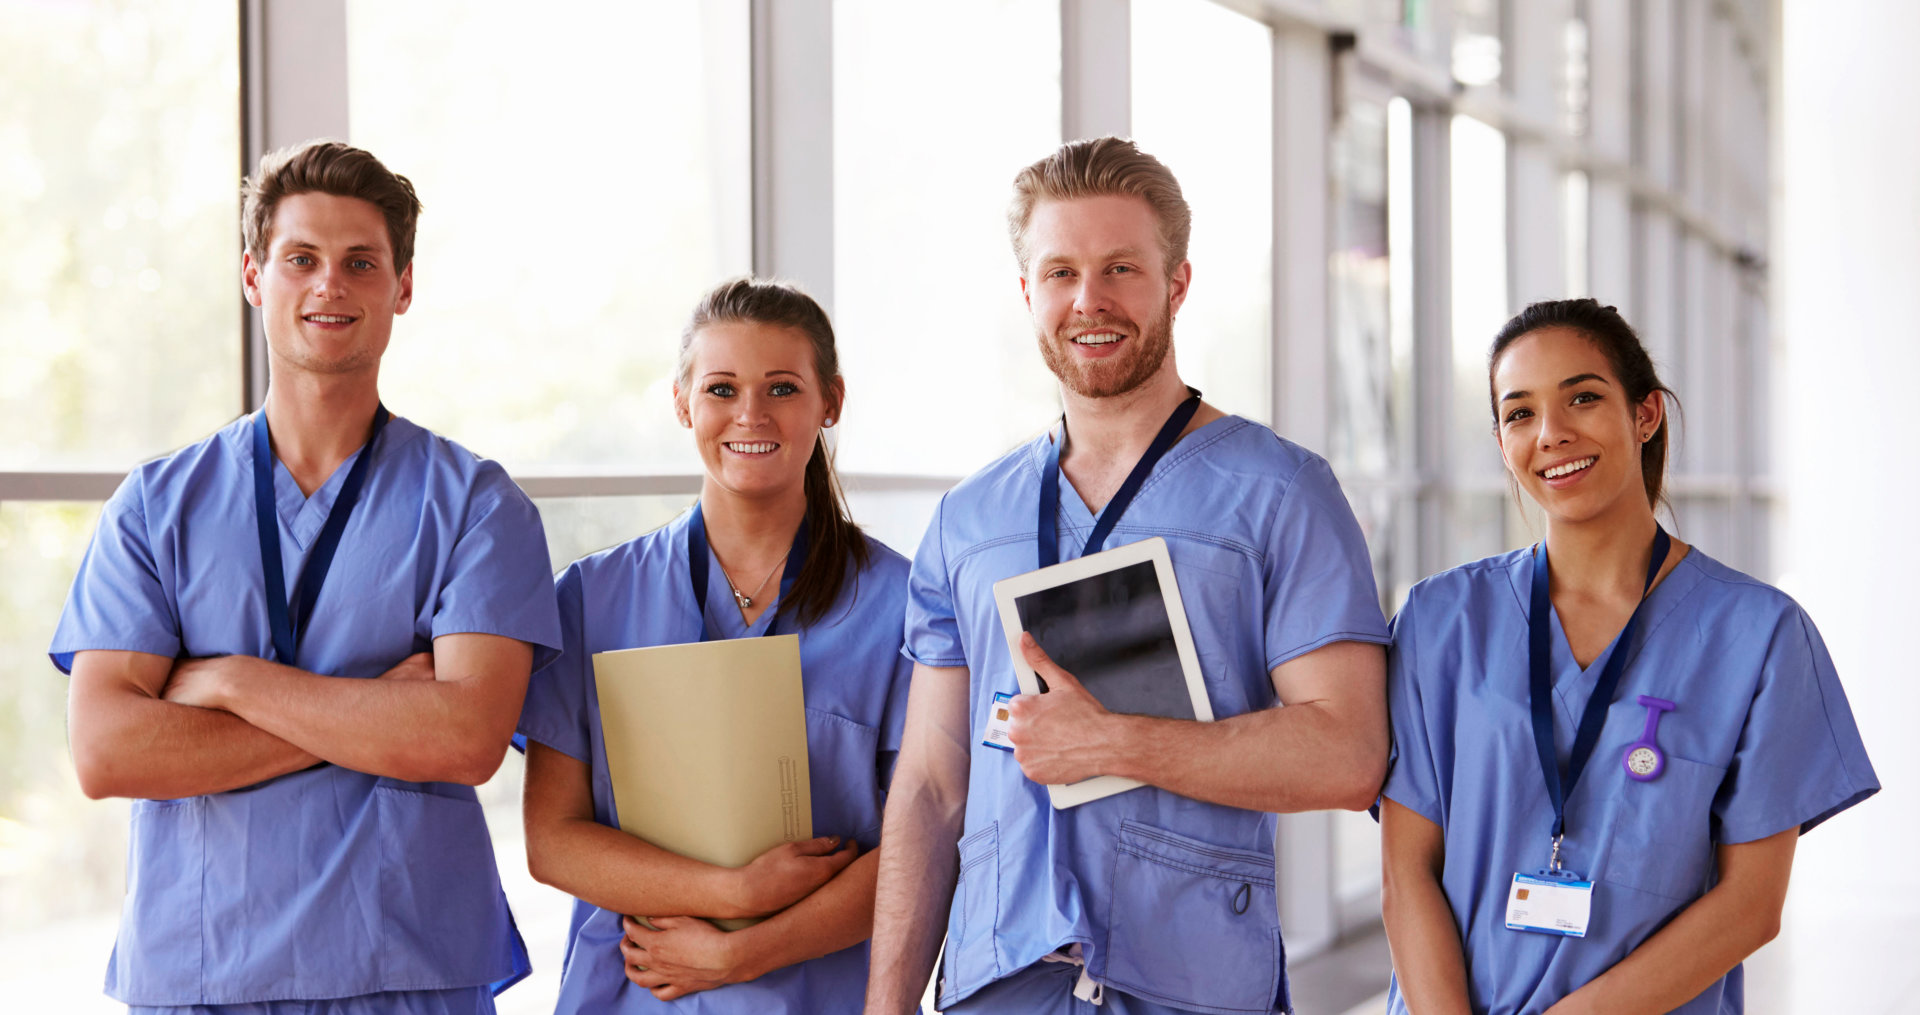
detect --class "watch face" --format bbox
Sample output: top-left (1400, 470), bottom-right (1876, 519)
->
top-left (1626, 746), bottom-right (1660, 777)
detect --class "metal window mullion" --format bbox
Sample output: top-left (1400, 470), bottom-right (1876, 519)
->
top-left (239, 0), bottom-right (350, 413)
top-left (1061, 0), bottom-right (1131, 141)
top-left (1411, 102), bottom-right (1452, 578)
top-left (750, 0), bottom-right (834, 308)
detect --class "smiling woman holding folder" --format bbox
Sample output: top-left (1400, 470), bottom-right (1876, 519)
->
top-left (517, 278), bottom-right (914, 1013)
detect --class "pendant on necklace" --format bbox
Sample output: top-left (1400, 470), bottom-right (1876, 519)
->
top-left (732, 587), bottom-right (752, 609)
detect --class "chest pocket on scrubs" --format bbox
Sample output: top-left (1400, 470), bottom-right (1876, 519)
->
top-left (939, 822), bottom-right (1001, 1004)
top-left (1105, 819), bottom-right (1284, 1013)
top-left (803, 707), bottom-right (884, 844)
top-left (1596, 753), bottom-right (1727, 901)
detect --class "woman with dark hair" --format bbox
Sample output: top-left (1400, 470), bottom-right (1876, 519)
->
top-left (517, 278), bottom-right (912, 1013)
top-left (1378, 298), bottom-right (1877, 1014)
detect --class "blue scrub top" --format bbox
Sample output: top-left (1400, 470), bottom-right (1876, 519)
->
top-left (48, 412), bottom-right (564, 1006)
top-left (904, 417), bottom-right (1389, 1015)
top-left (1382, 547), bottom-right (1879, 1015)
top-left (516, 510), bottom-right (914, 1015)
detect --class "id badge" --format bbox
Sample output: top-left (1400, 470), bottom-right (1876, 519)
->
top-left (1505, 871), bottom-right (1594, 938)
top-left (981, 692), bottom-right (1016, 752)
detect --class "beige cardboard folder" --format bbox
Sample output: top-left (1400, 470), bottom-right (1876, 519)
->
top-left (592, 633), bottom-right (812, 930)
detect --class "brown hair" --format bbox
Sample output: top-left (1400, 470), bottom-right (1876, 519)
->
top-left (242, 140), bottom-right (423, 271)
top-left (1488, 298), bottom-right (1681, 509)
top-left (1007, 137), bottom-right (1192, 276)
top-left (678, 278), bottom-right (869, 628)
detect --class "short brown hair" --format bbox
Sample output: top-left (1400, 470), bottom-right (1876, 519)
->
top-left (242, 140), bottom-right (423, 271)
top-left (1007, 137), bottom-right (1192, 276)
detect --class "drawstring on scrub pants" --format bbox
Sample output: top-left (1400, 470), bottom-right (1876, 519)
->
top-left (1040, 944), bottom-right (1105, 1004)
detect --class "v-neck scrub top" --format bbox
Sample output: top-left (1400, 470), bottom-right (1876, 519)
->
top-left (1381, 547), bottom-right (1879, 1015)
top-left (903, 416), bottom-right (1390, 1015)
top-left (49, 412), bottom-right (564, 1007)
top-left (515, 511), bottom-right (914, 1014)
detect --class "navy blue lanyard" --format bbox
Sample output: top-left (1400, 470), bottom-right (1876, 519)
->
top-left (1528, 525), bottom-right (1671, 846)
top-left (686, 500), bottom-right (809, 640)
top-left (1037, 388), bottom-right (1201, 569)
top-left (251, 405), bottom-right (389, 665)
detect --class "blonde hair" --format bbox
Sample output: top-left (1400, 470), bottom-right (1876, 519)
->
top-left (1007, 137), bottom-right (1192, 276)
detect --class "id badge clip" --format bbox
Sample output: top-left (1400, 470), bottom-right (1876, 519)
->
top-left (1506, 835), bottom-right (1593, 938)
top-left (981, 692), bottom-right (1016, 753)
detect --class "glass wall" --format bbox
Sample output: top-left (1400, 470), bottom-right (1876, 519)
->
top-left (831, 0), bottom-right (1062, 477)
top-left (0, 0), bottom-right (241, 470)
top-left (1131, 0), bottom-right (1274, 423)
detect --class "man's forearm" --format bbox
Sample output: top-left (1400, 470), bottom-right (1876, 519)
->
top-left (865, 774), bottom-right (964, 1014)
top-left (214, 652), bottom-right (526, 785)
top-left (1096, 699), bottom-right (1387, 812)
top-left (68, 652), bottom-right (318, 800)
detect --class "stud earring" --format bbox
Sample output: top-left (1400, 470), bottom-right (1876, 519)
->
top-left (823, 418), bottom-right (834, 427)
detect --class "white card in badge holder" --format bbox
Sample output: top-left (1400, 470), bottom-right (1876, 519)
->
top-left (1506, 871), bottom-right (1594, 938)
top-left (981, 691), bottom-right (1016, 753)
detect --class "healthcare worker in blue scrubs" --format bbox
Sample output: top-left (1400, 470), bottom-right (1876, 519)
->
top-left (864, 137), bottom-right (1392, 1015)
top-left (1379, 298), bottom-right (1879, 1015)
top-left (517, 278), bottom-right (914, 1014)
top-left (51, 141), bottom-right (563, 1014)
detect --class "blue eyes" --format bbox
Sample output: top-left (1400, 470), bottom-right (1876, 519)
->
top-left (285, 255), bottom-right (378, 271)
top-left (705, 382), bottom-right (800, 399)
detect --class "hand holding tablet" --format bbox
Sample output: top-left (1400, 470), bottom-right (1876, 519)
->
top-left (992, 536), bottom-right (1214, 808)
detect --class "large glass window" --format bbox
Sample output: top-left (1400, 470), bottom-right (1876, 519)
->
top-left (346, 0), bottom-right (753, 474)
top-left (0, 0), bottom-right (241, 470)
top-left (831, 0), bottom-right (1062, 477)
top-left (0, 502), bottom-right (123, 1012)
top-left (1131, 0), bottom-right (1274, 424)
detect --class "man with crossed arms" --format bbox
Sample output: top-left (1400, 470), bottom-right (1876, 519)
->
top-left (53, 140), bottom-right (560, 1014)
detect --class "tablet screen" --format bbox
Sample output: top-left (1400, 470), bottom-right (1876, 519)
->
top-left (1013, 559), bottom-right (1197, 721)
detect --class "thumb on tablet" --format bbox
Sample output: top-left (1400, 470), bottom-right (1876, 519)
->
top-left (1020, 632), bottom-right (1083, 694)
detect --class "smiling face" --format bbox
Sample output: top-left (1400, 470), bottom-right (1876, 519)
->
top-left (1493, 326), bottom-right (1665, 526)
top-left (243, 191), bottom-right (412, 379)
top-left (1020, 195), bottom-right (1189, 400)
top-left (675, 320), bottom-right (841, 503)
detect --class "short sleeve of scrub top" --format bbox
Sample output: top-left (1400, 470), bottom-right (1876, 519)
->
top-left (50, 472), bottom-right (183, 672)
top-left (432, 467), bottom-right (563, 670)
top-left (519, 562), bottom-right (592, 763)
top-left (1710, 605), bottom-right (1879, 844)
top-left (1380, 605), bottom-right (1442, 826)
top-left (904, 492), bottom-right (966, 669)
top-left (1261, 455), bottom-right (1389, 669)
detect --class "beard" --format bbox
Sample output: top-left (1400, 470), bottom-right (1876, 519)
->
top-left (1036, 299), bottom-right (1174, 400)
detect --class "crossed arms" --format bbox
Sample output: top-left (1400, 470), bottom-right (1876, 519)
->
top-left (67, 632), bottom-right (534, 799)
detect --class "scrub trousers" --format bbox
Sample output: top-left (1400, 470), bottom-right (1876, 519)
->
top-left (131, 986), bottom-right (494, 1015)
top-left (942, 959), bottom-right (1217, 1015)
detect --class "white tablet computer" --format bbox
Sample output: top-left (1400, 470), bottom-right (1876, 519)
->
top-left (992, 536), bottom-right (1213, 809)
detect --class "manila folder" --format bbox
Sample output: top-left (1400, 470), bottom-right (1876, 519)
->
top-left (592, 633), bottom-right (813, 928)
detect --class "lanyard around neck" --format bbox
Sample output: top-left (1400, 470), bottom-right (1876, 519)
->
top-left (251, 406), bottom-right (389, 665)
top-left (686, 500), bottom-right (809, 640)
top-left (1528, 525), bottom-right (1671, 844)
top-left (1037, 388), bottom-right (1201, 569)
